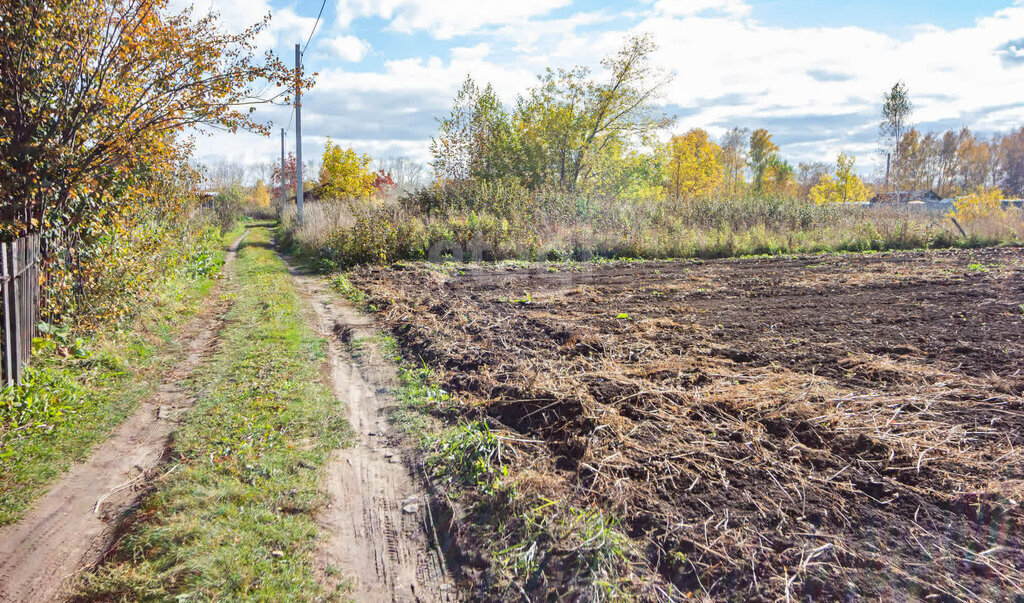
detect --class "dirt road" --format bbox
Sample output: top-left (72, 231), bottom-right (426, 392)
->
top-left (286, 265), bottom-right (454, 602)
top-left (0, 230), bottom-right (247, 602)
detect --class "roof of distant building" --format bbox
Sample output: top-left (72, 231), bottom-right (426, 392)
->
top-left (869, 190), bottom-right (942, 203)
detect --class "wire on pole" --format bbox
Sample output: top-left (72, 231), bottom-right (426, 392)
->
top-left (301, 0), bottom-right (327, 57)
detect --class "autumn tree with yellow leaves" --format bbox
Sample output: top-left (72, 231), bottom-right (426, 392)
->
top-left (0, 0), bottom-right (301, 323)
top-left (319, 140), bottom-right (377, 199)
top-left (950, 187), bottom-right (1005, 223)
top-left (0, 0), bottom-right (301, 239)
top-left (809, 152), bottom-right (869, 204)
top-left (662, 129), bottom-right (724, 202)
top-left (748, 129), bottom-right (780, 193)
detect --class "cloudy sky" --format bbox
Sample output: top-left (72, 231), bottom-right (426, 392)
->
top-left (185, 0), bottom-right (1024, 177)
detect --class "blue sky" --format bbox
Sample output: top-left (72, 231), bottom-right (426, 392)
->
top-left (182, 0), bottom-right (1024, 177)
top-left (749, 0), bottom-right (1013, 34)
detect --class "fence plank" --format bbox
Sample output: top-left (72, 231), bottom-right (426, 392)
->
top-left (0, 234), bottom-right (42, 387)
top-left (2, 242), bottom-right (10, 385)
top-left (11, 238), bottom-right (21, 386)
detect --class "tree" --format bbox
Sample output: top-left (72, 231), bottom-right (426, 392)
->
top-left (951, 187), bottom-right (1004, 222)
top-left (762, 156), bottom-right (796, 196)
top-left (428, 35), bottom-right (675, 194)
top-left (319, 139), bottom-right (376, 199)
top-left (585, 137), bottom-right (663, 200)
top-left (205, 161), bottom-right (248, 191)
top-left (374, 157), bottom-right (426, 192)
top-left (748, 129), bottom-right (781, 193)
top-left (895, 129), bottom-right (939, 191)
top-left (797, 161), bottom-right (831, 199)
top-left (249, 162), bottom-right (275, 186)
top-left (955, 129), bottom-right (994, 192)
top-left (996, 128), bottom-right (1024, 196)
top-left (429, 76), bottom-right (512, 183)
top-left (250, 180), bottom-right (271, 207)
top-left (938, 130), bottom-right (960, 197)
top-left (879, 81), bottom-right (913, 198)
top-left (720, 127), bottom-right (750, 196)
top-left (662, 129), bottom-right (724, 202)
top-left (809, 152), bottom-right (869, 204)
top-left (273, 153), bottom-right (298, 201)
top-left (529, 34), bottom-right (673, 191)
top-left (371, 170), bottom-right (396, 194)
top-left (511, 34), bottom-right (673, 191)
top-left (0, 0), bottom-right (300, 238)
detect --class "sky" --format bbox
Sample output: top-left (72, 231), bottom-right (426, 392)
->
top-left (181, 0), bottom-right (1024, 178)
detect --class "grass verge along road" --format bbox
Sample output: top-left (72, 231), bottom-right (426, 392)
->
top-left (75, 225), bottom-right (352, 599)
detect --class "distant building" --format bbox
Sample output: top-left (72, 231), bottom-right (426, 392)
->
top-left (198, 190), bottom-right (218, 209)
top-left (286, 184), bottom-right (325, 205)
top-left (869, 190), bottom-right (942, 204)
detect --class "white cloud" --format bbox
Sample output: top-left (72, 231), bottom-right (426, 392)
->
top-left (652, 0), bottom-right (751, 18)
top-left (169, 0), bottom-right (317, 58)
top-left (615, 1), bottom-right (1024, 170)
top-left (326, 35), bottom-right (371, 61)
top-left (335, 0), bottom-right (571, 38)
top-left (195, 0), bottom-right (1024, 177)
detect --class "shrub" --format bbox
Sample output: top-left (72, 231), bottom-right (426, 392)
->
top-left (278, 185), bottom-right (1022, 270)
top-left (951, 187), bottom-right (1006, 223)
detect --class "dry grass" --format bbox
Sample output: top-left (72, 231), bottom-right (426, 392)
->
top-left (351, 247), bottom-right (1024, 600)
top-left (279, 193), bottom-right (1024, 270)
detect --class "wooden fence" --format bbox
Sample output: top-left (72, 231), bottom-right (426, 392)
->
top-left (1, 233), bottom-right (41, 386)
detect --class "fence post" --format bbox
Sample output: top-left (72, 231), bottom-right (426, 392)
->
top-left (0, 234), bottom-right (42, 386)
top-left (1, 242), bottom-right (10, 385)
top-left (8, 239), bottom-right (20, 386)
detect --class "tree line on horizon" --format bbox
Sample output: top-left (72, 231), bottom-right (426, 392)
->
top-left (203, 34), bottom-right (1024, 214)
top-left (423, 36), bottom-right (1024, 205)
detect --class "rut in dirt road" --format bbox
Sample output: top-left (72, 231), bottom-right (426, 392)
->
top-left (0, 230), bottom-right (248, 602)
top-left (286, 263), bottom-right (455, 602)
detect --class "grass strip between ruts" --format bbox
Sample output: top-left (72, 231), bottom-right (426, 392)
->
top-left (74, 225), bottom-right (352, 600)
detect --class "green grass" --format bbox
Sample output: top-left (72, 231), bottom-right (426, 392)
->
top-left (73, 225), bottom-right (352, 600)
top-left (349, 333), bottom-right (399, 361)
top-left (0, 223), bottom-right (245, 526)
top-left (426, 420), bottom-right (507, 495)
top-left (329, 273), bottom-right (366, 304)
top-left (491, 501), bottom-right (635, 600)
top-left (382, 364), bottom-right (448, 446)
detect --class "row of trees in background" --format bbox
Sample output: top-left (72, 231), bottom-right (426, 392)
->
top-left (888, 126), bottom-right (1024, 198)
top-left (878, 81), bottom-right (1023, 198)
top-left (427, 43), bottom-right (1024, 207)
top-left (280, 35), bottom-right (1023, 271)
top-left (205, 150), bottom-right (427, 209)
top-left (427, 35), bottom-right (876, 206)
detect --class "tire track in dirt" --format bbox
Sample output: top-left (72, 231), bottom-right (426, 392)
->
top-left (0, 230), bottom-right (248, 602)
top-left (285, 263), bottom-right (454, 602)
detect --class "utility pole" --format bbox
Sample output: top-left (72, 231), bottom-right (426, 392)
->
top-left (885, 153), bottom-right (891, 196)
top-left (279, 128), bottom-right (286, 211)
top-left (294, 43), bottom-right (304, 225)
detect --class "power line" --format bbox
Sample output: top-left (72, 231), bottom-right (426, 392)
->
top-left (301, 0), bottom-right (327, 57)
top-left (277, 0), bottom-right (323, 186)
top-left (283, 0), bottom-right (326, 134)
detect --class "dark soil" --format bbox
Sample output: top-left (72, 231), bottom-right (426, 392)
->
top-left (352, 246), bottom-right (1024, 601)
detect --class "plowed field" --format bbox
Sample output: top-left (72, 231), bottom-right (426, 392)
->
top-left (353, 247), bottom-right (1024, 601)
